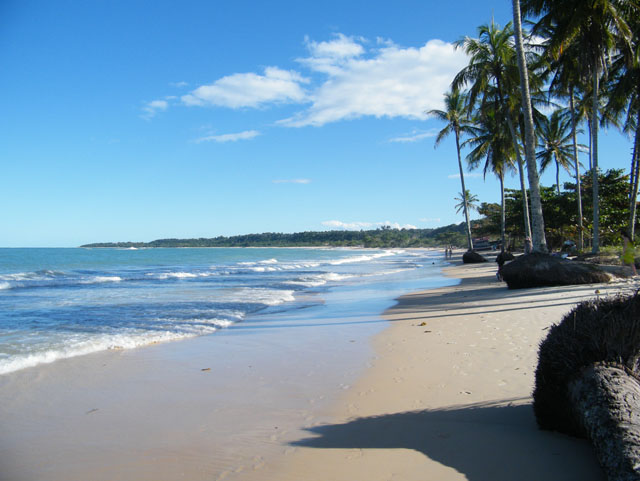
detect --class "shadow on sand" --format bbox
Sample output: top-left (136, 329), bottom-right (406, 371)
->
top-left (291, 399), bottom-right (604, 481)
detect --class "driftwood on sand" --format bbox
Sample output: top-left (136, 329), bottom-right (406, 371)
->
top-left (462, 250), bottom-right (488, 264)
top-left (533, 294), bottom-right (640, 480)
top-left (501, 252), bottom-right (615, 289)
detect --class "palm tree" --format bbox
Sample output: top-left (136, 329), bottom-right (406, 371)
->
top-left (453, 21), bottom-right (535, 245)
top-left (464, 99), bottom-right (515, 253)
top-left (455, 190), bottom-right (479, 215)
top-left (428, 88), bottom-right (475, 251)
top-left (523, 0), bottom-right (636, 252)
top-left (605, 9), bottom-right (640, 239)
top-left (512, 0), bottom-right (548, 252)
top-left (537, 109), bottom-right (580, 194)
top-left (545, 41), bottom-right (589, 250)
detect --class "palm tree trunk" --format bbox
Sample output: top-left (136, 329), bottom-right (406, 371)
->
top-left (505, 113), bottom-right (533, 240)
top-left (500, 171), bottom-right (506, 252)
top-left (512, 0), bottom-right (547, 253)
top-left (568, 363), bottom-right (640, 481)
top-left (629, 117), bottom-right (640, 241)
top-left (569, 89), bottom-right (584, 251)
top-left (455, 130), bottom-right (474, 251)
top-left (555, 157), bottom-right (561, 195)
top-left (591, 69), bottom-right (600, 253)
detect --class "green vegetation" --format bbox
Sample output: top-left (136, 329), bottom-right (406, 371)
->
top-left (439, 0), bottom-right (640, 253)
top-left (81, 224), bottom-right (470, 249)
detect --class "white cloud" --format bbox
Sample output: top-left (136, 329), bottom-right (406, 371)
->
top-left (150, 34), bottom-right (468, 128)
top-left (170, 81), bottom-right (189, 88)
top-left (389, 129), bottom-right (439, 143)
top-left (272, 179), bottom-right (311, 184)
top-left (322, 220), bottom-right (417, 230)
top-left (182, 67), bottom-right (309, 108)
top-left (420, 217), bottom-right (442, 223)
top-left (195, 130), bottom-right (261, 143)
top-left (447, 173), bottom-right (483, 180)
top-left (141, 99), bottom-right (169, 119)
top-left (280, 38), bottom-right (468, 127)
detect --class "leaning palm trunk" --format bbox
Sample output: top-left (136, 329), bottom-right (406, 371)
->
top-left (570, 89), bottom-right (585, 250)
top-left (512, 0), bottom-right (547, 252)
top-left (455, 131), bottom-right (474, 251)
top-left (629, 115), bottom-right (640, 241)
top-left (534, 295), bottom-right (640, 481)
top-left (592, 69), bottom-right (600, 253)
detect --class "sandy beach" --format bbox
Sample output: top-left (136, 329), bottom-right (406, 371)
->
top-left (241, 251), bottom-right (640, 481)
top-left (2, 250), bottom-right (638, 480)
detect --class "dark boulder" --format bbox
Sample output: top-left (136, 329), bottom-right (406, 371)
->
top-left (501, 252), bottom-right (612, 289)
top-left (462, 250), bottom-right (487, 264)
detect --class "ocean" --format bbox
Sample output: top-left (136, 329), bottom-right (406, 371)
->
top-left (0, 247), bottom-right (455, 376)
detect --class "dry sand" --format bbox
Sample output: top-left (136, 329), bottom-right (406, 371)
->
top-left (242, 252), bottom-right (640, 481)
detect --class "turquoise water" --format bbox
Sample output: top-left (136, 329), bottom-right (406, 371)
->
top-left (0, 247), bottom-right (453, 375)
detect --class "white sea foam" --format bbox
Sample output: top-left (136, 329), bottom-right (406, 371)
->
top-left (229, 288), bottom-right (296, 306)
top-left (81, 276), bottom-right (122, 284)
top-left (259, 258), bottom-right (278, 265)
top-left (0, 317), bottom-right (237, 375)
top-left (151, 271), bottom-right (217, 280)
top-left (0, 282), bottom-right (11, 290)
top-left (328, 250), bottom-right (397, 265)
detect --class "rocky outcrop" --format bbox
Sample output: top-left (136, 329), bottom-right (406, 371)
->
top-left (462, 250), bottom-right (488, 264)
top-left (501, 252), bottom-right (613, 289)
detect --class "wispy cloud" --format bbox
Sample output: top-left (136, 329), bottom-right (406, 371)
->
top-left (322, 220), bottom-right (418, 230)
top-left (447, 173), bottom-right (483, 180)
top-left (182, 67), bottom-right (309, 108)
top-left (272, 179), bottom-right (311, 184)
top-left (141, 99), bottom-right (169, 120)
top-left (389, 129), bottom-right (439, 143)
top-left (195, 130), bottom-right (261, 143)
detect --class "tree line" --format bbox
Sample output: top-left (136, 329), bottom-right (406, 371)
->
top-left (81, 224), bottom-right (470, 249)
top-left (431, 0), bottom-right (639, 254)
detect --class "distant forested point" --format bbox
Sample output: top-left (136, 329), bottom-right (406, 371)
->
top-left (81, 224), bottom-right (471, 249)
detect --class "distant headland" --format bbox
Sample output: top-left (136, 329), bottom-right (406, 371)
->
top-left (81, 224), bottom-right (468, 249)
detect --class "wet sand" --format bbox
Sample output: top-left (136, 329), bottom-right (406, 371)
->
top-left (243, 252), bottom-right (639, 480)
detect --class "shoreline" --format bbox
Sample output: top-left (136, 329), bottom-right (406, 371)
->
top-left (0, 248), bottom-right (448, 481)
top-left (243, 251), bottom-right (640, 480)
top-left (3, 250), bottom-right (638, 480)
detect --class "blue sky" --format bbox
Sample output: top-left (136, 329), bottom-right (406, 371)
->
top-left (1, 0), bottom-right (633, 247)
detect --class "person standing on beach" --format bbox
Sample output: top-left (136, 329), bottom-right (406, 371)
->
top-left (621, 231), bottom-right (637, 275)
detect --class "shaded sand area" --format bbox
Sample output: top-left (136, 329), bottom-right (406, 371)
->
top-left (242, 252), bottom-right (640, 481)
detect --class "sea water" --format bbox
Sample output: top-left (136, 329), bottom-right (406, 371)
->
top-left (0, 247), bottom-right (454, 375)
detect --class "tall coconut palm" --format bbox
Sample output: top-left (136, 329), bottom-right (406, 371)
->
top-left (523, 0), bottom-right (635, 252)
top-left (428, 88), bottom-right (476, 251)
top-left (453, 21), bottom-right (535, 245)
top-left (512, 0), bottom-right (548, 253)
top-left (464, 98), bottom-right (515, 253)
top-left (605, 9), bottom-right (640, 239)
top-left (537, 109), bottom-right (579, 194)
top-left (545, 41), bottom-right (589, 250)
